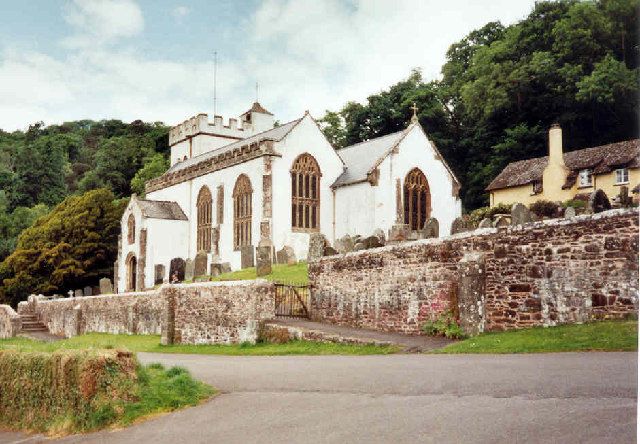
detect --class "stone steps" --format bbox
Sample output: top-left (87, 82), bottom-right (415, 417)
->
top-left (19, 313), bottom-right (49, 333)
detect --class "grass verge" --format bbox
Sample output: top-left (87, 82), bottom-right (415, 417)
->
top-left (209, 262), bottom-right (308, 284)
top-left (0, 333), bottom-right (399, 355)
top-left (434, 320), bottom-right (638, 354)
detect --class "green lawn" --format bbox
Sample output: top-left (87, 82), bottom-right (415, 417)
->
top-left (435, 320), bottom-right (638, 354)
top-left (0, 333), bottom-right (398, 355)
top-left (199, 261), bottom-right (308, 284)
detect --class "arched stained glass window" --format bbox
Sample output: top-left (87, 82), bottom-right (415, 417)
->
top-left (403, 168), bottom-right (431, 231)
top-left (291, 154), bottom-right (321, 231)
top-left (196, 186), bottom-right (212, 252)
top-left (233, 175), bottom-right (252, 249)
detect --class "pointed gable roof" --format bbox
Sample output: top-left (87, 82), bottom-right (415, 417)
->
top-left (242, 101), bottom-right (274, 116)
top-left (133, 197), bottom-right (188, 220)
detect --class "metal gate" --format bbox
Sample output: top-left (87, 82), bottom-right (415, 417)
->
top-left (274, 282), bottom-right (310, 318)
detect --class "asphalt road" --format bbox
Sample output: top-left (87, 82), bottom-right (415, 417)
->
top-left (2, 352), bottom-right (637, 444)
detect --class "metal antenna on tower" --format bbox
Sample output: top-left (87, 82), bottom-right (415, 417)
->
top-left (213, 51), bottom-right (218, 116)
top-left (255, 81), bottom-right (259, 102)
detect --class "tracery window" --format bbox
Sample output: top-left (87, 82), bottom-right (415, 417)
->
top-left (127, 214), bottom-right (135, 244)
top-left (233, 174), bottom-right (252, 250)
top-left (403, 168), bottom-right (431, 231)
top-left (196, 186), bottom-right (212, 252)
top-left (291, 153), bottom-right (321, 231)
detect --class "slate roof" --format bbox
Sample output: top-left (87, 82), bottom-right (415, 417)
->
top-left (137, 199), bottom-right (188, 220)
top-left (332, 130), bottom-right (409, 187)
top-left (486, 139), bottom-right (640, 191)
top-left (242, 101), bottom-right (273, 116)
top-left (166, 118), bottom-right (302, 174)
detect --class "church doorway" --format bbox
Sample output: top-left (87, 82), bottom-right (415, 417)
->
top-left (126, 254), bottom-right (137, 291)
top-left (403, 168), bottom-right (431, 231)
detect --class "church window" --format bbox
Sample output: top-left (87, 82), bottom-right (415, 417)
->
top-left (196, 186), bottom-right (212, 252)
top-left (291, 154), bottom-right (321, 231)
top-left (403, 168), bottom-right (431, 231)
top-left (233, 174), bottom-right (252, 249)
top-left (127, 214), bottom-right (135, 244)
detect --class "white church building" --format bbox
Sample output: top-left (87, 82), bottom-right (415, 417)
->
top-left (115, 102), bottom-right (461, 292)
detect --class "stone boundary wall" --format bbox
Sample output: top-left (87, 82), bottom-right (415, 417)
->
top-left (27, 281), bottom-right (276, 344)
top-left (0, 305), bottom-right (21, 339)
top-left (162, 281), bottom-right (275, 345)
top-left (309, 209), bottom-right (639, 334)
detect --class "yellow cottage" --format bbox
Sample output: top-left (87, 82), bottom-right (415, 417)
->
top-left (486, 124), bottom-right (639, 207)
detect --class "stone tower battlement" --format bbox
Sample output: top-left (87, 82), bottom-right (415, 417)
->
top-left (169, 113), bottom-right (252, 147)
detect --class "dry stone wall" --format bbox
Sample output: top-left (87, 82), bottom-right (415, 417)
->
top-left (309, 209), bottom-right (639, 334)
top-left (0, 305), bottom-right (21, 339)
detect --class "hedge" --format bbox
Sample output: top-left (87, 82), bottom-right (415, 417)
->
top-left (0, 349), bottom-right (137, 433)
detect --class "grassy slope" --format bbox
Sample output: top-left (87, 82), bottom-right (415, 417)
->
top-left (0, 333), bottom-right (398, 355)
top-left (435, 321), bottom-right (638, 354)
top-left (209, 262), bottom-right (308, 284)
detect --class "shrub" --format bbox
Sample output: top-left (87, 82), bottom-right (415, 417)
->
top-left (258, 325), bottom-right (292, 344)
top-left (561, 199), bottom-right (587, 209)
top-left (422, 311), bottom-right (467, 339)
top-left (529, 200), bottom-right (560, 218)
top-left (467, 203), bottom-right (511, 226)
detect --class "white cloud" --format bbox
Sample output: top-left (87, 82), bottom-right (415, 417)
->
top-left (62, 0), bottom-right (144, 47)
top-left (172, 6), bottom-right (190, 23)
top-left (0, 0), bottom-right (536, 131)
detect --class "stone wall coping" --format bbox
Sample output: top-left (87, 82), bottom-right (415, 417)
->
top-left (166, 279), bottom-right (272, 289)
top-left (36, 290), bottom-right (159, 305)
top-left (319, 207), bottom-right (639, 262)
top-left (0, 304), bottom-right (20, 319)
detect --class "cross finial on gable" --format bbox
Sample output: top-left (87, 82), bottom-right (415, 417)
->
top-left (410, 102), bottom-right (419, 123)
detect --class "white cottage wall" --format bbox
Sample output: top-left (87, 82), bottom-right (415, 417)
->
top-left (270, 115), bottom-right (344, 258)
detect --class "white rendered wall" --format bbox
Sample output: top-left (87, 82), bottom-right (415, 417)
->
top-left (144, 218), bottom-right (189, 287)
top-left (270, 115), bottom-right (344, 260)
top-left (333, 182), bottom-right (375, 239)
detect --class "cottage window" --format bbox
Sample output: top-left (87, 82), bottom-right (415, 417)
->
top-left (196, 186), bottom-right (212, 252)
top-left (233, 174), bottom-right (252, 249)
top-left (291, 153), bottom-right (321, 231)
top-left (579, 169), bottom-right (592, 187)
top-left (404, 168), bottom-right (431, 231)
top-left (127, 214), bottom-right (135, 244)
top-left (615, 168), bottom-right (629, 184)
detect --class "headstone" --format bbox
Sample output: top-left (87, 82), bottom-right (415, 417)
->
top-left (451, 217), bottom-right (471, 235)
top-left (184, 259), bottom-right (195, 281)
top-left (92, 286), bottom-right (100, 296)
top-left (478, 217), bottom-right (492, 228)
top-left (74, 289), bottom-right (83, 297)
top-left (335, 235), bottom-right (355, 254)
top-left (194, 252), bottom-right (208, 277)
top-left (388, 224), bottom-right (410, 243)
top-left (324, 245), bottom-right (338, 256)
top-left (618, 185), bottom-right (632, 208)
top-left (220, 262), bottom-right (232, 273)
top-left (362, 235), bottom-right (384, 249)
top-left (308, 233), bottom-right (327, 262)
top-left (210, 262), bottom-right (222, 277)
top-left (99, 277), bottom-right (113, 294)
top-left (240, 245), bottom-right (255, 269)
top-left (511, 203), bottom-right (532, 226)
top-left (423, 218), bottom-right (439, 238)
top-left (83, 286), bottom-right (92, 296)
top-left (353, 242), bottom-right (366, 251)
top-left (588, 189), bottom-right (611, 213)
top-left (256, 245), bottom-right (272, 276)
top-left (276, 246), bottom-right (296, 265)
top-left (564, 206), bottom-right (576, 219)
top-left (68, 290), bottom-right (74, 298)
top-left (154, 265), bottom-right (165, 285)
top-left (493, 215), bottom-right (510, 228)
top-left (169, 258), bottom-right (185, 282)
top-left (372, 228), bottom-right (386, 245)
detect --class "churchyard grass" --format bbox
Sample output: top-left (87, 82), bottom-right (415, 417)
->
top-left (209, 261), bottom-right (308, 284)
top-left (433, 320), bottom-right (638, 354)
top-left (0, 333), bottom-right (399, 355)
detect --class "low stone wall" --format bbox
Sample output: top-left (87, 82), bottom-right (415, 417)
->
top-left (0, 305), bottom-right (21, 339)
top-left (162, 281), bottom-right (275, 345)
top-left (309, 209), bottom-right (639, 334)
top-left (28, 281), bottom-right (276, 344)
top-left (35, 291), bottom-right (163, 338)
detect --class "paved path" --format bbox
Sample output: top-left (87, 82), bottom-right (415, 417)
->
top-left (267, 318), bottom-right (453, 351)
top-left (2, 352), bottom-right (636, 443)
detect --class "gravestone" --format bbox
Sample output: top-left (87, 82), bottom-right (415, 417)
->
top-left (210, 262), bottom-right (222, 277)
top-left (169, 258), bottom-right (185, 282)
top-left (335, 235), bottom-right (354, 254)
top-left (362, 235), bottom-right (384, 249)
top-left (276, 246), bottom-right (296, 265)
top-left (240, 245), bottom-right (255, 269)
top-left (92, 286), bottom-right (100, 296)
top-left (564, 206), bottom-right (576, 218)
top-left (423, 218), bottom-right (439, 238)
top-left (256, 245), bottom-right (272, 276)
top-left (154, 265), bottom-right (165, 285)
top-left (478, 218), bottom-right (492, 228)
top-left (99, 277), bottom-right (113, 294)
top-left (353, 242), bottom-right (366, 251)
top-left (68, 290), bottom-right (74, 298)
top-left (451, 217), bottom-right (471, 235)
top-left (308, 233), bottom-right (327, 262)
top-left (511, 203), bottom-right (532, 226)
top-left (388, 224), bottom-right (410, 243)
top-left (372, 228), bottom-right (386, 245)
top-left (323, 245), bottom-right (338, 256)
top-left (74, 289), bottom-right (83, 297)
top-left (220, 262), bottom-right (232, 273)
top-left (618, 185), bottom-right (632, 208)
top-left (588, 189), bottom-right (611, 213)
top-left (184, 259), bottom-right (195, 281)
top-left (83, 286), bottom-right (92, 296)
top-left (194, 252), bottom-right (208, 277)
top-left (493, 215), bottom-right (510, 228)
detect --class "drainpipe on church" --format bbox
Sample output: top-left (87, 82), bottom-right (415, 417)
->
top-left (332, 188), bottom-right (336, 243)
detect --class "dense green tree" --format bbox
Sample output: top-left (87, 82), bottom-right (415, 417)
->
top-left (94, 136), bottom-right (154, 197)
top-left (0, 189), bottom-right (126, 306)
top-left (130, 153), bottom-right (169, 196)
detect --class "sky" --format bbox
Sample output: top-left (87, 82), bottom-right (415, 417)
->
top-left (0, 0), bottom-right (537, 131)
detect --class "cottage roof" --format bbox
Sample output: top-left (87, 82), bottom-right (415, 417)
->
top-left (166, 118), bottom-right (301, 174)
top-left (137, 199), bottom-right (188, 220)
top-left (485, 139), bottom-right (640, 191)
